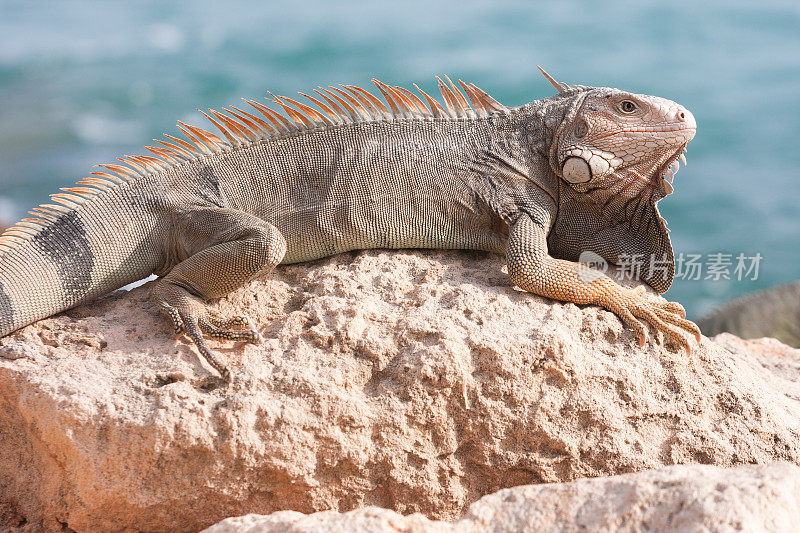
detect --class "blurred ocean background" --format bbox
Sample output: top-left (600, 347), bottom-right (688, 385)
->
top-left (0, 0), bottom-right (798, 319)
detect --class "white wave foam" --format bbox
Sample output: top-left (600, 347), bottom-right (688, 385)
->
top-left (73, 114), bottom-right (145, 146)
top-left (0, 196), bottom-right (20, 227)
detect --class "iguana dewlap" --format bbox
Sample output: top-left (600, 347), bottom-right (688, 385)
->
top-left (0, 68), bottom-right (700, 379)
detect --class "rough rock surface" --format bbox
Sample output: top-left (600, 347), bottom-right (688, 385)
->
top-left (698, 281), bottom-right (800, 347)
top-left (204, 463), bottom-right (800, 533)
top-left (1, 250), bottom-right (799, 531)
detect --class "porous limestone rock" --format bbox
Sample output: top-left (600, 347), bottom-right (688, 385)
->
top-left (203, 463), bottom-right (800, 533)
top-left (1, 250), bottom-right (799, 531)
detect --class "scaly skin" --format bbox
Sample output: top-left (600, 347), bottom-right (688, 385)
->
top-left (0, 71), bottom-right (700, 380)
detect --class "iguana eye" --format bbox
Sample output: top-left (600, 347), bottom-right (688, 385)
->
top-left (619, 100), bottom-right (637, 113)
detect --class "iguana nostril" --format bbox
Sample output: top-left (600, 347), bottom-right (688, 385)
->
top-left (679, 108), bottom-right (697, 129)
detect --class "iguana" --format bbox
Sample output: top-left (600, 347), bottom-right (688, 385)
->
top-left (0, 68), bottom-right (700, 380)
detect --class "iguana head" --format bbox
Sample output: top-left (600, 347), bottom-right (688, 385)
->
top-left (536, 67), bottom-right (697, 293)
top-left (540, 68), bottom-right (696, 200)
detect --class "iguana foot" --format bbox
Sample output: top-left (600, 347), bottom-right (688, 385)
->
top-left (601, 285), bottom-right (701, 354)
top-left (153, 283), bottom-right (261, 381)
top-left (147, 209), bottom-right (285, 379)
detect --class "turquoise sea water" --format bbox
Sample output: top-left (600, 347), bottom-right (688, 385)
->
top-left (0, 0), bottom-right (798, 318)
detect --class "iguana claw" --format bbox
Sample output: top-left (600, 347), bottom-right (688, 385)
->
top-left (606, 286), bottom-right (701, 354)
top-left (154, 285), bottom-right (261, 381)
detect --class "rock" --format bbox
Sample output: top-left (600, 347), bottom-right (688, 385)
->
top-left (205, 508), bottom-right (446, 533)
top-left (698, 281), bottom-right (800, 347)
top-left (204, 463), bottom-right (800, 533)
top-left (1, 250), bottom-right (799, 531)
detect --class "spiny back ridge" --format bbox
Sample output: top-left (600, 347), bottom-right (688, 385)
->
top-left (0, 77), bottom-right (507, 252)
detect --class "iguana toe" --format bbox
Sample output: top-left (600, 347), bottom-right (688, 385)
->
top-left (153, 287), bottom-right (233, 380)
top-left (209, 315), bottom-right (250, 329)
top-left (640, 306), bottom-right (693, 355)
top-left (657, 301), bottom-right (687, 319)
top-left (653, 306), bottom-right (702, 344)
top-left (177, 312), bottom-right (232, 381)
top-left (606, 288), bottom-right (699, 354)
top-left (200, 315), bottom-right (261, 343)
top-left (162, 305), bottom-right (187, 335)
top-left (617, 307), bottom-right (649, 347)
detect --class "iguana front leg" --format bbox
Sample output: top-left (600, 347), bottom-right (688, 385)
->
top-left (152, 208), bottom-right (287, 380)
top-left (506, 215), bottom-right (700, 352)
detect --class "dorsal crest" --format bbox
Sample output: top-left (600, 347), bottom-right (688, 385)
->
top-left (537, 66), bottom-right (591, 97)
top-left (0, 77), bottom-right (507, 251)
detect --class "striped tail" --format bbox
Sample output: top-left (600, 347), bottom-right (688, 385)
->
top-left (0, 190), bottom-right (161, 337)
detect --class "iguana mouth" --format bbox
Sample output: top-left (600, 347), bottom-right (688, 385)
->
top-left (614, 144), bottom-right (689, 198)
top-left (656, 145), bottom-right (688, 196)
